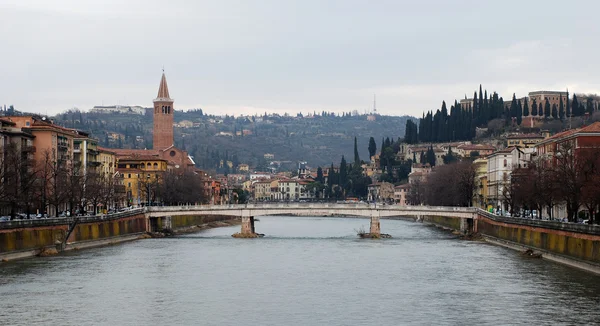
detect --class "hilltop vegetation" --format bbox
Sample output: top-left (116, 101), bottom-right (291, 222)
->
top-left (52, 109), bottom-right (415, 172)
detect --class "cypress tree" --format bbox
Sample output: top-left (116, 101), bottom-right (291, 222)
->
top-left (559, 96), bottom-right (565, 120)
top-left (572, 94), bottom-right (579, 116)
top-left (353, 137), bottom-right (360, 165)
top-left (523, 99), bottom-right (530, 116)
top-left (531, 99), bottom-right (538, 116)
top-left (566, 90), bottom-right (571, 118)
top-left (368, 137), bottom-right (377, 159)
top-left (339, 156), bottom-right (347, 189)
top-left (516, 99), bottom-right (523, 125)
top-left (316, 167), bottom-right (324, 183)
top-left (551, 104), bottom-right (558, 119)
top-left (544, 98), bottom-right (551, 118)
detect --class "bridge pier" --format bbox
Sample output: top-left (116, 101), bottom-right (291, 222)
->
top-left (369, 211), bottom-right (380, 237)
top-left (241, 216), bottom-right (255, 235)
top-left (233, 214), bottom-right (262, 238)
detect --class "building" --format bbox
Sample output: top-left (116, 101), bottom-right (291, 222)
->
top-left (408, 163), bottom-right (431, 184)
top-left (367, 182), bottom-right (395, 202)
top-left (153, 72), bottom-right (175, 150)
top-left (73, 132), bottom-right (101, 175)
top-left (264, 153), bottom-right (275, 160)
top-left (460, 98), bottom-right (474, 111)
top-left (485, 146), bottom-right (534, 212)
top-left (528, 91), bottom-right (568, 112)
top-left (253, 179), bottom-right (272, 201)
top-left (238, 164), bottom-right (249, 172)
top-left (394, 184), bottom-right (410, 205)
top-left (472, 157), bottom-right (488, 209)
top-left (117, 155), bottom-right (168, 206)
top-left (455, 144), bottom-right (496, 157)
top-left (90, 105), bottom-right (146, 115)
top-left (98, 147), bottom-right (116, 176)
top-left (278, 179), bottom-right (300, 201)
top-left (506, 134), bottom-right (546, 148)
top-left (9, 116), bottom-right (75, 166)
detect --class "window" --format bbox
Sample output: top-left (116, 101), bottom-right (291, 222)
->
top-left (154, 163), bottom-right (158, 169)
top-left (128, 173), bottom-right (131, 178)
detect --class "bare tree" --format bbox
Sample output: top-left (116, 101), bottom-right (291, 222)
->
top-left (421, 161), bottom-right (475, 207)
top-left (0, 143), bottom-right (37, 219)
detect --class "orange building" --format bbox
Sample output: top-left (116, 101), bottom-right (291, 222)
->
top-left (8, 116), bottom-right (75, 166)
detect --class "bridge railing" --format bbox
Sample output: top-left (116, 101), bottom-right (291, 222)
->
top-left (145, 203), bottom-right (479, 213)
top-left (0, 208), bottom-right (145, 230)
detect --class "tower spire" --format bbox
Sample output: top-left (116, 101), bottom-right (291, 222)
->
top-left (156, 71), bottom-right (171, 100)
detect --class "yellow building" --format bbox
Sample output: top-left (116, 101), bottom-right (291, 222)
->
top-left (116, 155), bottom-right (168, 206)
top-left (98, 147), bottom-right (116, 176)
top-left (506, 134), bottom-right (545, 148)
top-left (73, 133), bottom-right (101, 174)
top-left (472, 157), bottom-right (488, 209)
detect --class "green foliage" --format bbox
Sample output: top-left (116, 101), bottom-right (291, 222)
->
top-left (368, 137), bottom-right (377, 159)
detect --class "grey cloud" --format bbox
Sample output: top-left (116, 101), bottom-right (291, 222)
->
top-left (1, 0), bottom-right (599, 116)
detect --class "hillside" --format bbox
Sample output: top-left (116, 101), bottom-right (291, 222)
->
top-left (52, 110), bottom-right (415, 172)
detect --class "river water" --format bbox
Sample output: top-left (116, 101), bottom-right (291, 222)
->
top-left (1, 216), bottom-right (599, 325)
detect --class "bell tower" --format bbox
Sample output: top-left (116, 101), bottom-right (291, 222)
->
top-left (153, 72), bottom-right (174, 149)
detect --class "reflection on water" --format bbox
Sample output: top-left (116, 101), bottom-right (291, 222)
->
top-left (1, 216), bottom-right (599, 325)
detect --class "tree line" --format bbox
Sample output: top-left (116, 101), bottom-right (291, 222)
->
top-left (0, 144), bottom-right (208, 220)
top-left (509, 143), bottom-right (600, 223)
top-left (405, 86), bottom-right (599, 144)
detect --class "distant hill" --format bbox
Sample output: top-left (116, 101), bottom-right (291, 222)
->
top-left (52, 109), bottom-right (416, 172)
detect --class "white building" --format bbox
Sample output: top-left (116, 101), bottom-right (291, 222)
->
top-left (486, 146), bottom-right (534, 213)
top-left (90, 105), bottom-right (146, 115)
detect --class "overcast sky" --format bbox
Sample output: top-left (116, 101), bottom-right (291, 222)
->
top-left (2, 0), bottom-right (600, 117)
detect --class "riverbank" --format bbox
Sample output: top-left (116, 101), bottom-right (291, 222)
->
top-left (0, 217), bottom-right (241, 262)
top-left (421, 215), bottom-right (600, 275)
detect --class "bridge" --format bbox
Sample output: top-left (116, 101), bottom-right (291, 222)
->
top-left (147, 203), bottom-right (479, 238)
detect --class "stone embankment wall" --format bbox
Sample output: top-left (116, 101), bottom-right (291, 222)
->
top-left (167, 215), bottom-right (238, 230)
top-left (0, 211), bottom-right (147, 259)
top-left (421, 211), bottom-right (600, 270)
top-left (422, 215), bottom-right (462, 231)
top-left (476, 214), bottom-right (600, 264)
top-left (0, 210), bottom-right (239, 260)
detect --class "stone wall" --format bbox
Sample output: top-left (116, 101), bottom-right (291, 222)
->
top-left (0, 212), bottom-right (146, 259)
top-left (169, 214), bottom-right (237, 230)
top-left (477, 215), bottom-right (600, 264)
top-left (422, 215), bottom-right (463, 231)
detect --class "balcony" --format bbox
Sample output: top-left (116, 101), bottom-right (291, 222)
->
top-left (22, 145), bottom-right (36, 153)
top-left (87, 161), bottom-right (102, 167)
top-left (58, 142), bottom-right (69, 149)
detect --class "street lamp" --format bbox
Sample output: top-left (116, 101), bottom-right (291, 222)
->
top-left (146, 174), bottom-right (151, 207)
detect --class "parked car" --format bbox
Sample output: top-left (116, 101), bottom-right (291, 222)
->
top-left (0, 216), bottom-right (10, 222)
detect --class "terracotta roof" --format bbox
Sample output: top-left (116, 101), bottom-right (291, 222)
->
top-left (507, 133), bottom-right (544, 139)
top-left (111, 148), bottom-right (160, 157)
top-left (578, 121), bottom-right (600, 133)
top-left (546, 129), bottom-right (578, 141)
top-left (97, 146), bottom-right (116, 154)
top-left (156, 72), bottom-right (171, 100)
top-left (0, 118), bottom-right (16, 126)
top-left (395, 184), bottom-right (411, 189)
top-left (118, 155), bottom-right (167, 161)
top-left (458, 144), bottom-right (496, 151)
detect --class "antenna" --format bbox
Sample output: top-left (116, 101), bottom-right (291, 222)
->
top-left (373, 94), bottom-right (377, 114)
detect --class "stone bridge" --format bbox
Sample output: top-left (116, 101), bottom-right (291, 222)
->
top-left (146, 203), bottom-right (479, 238)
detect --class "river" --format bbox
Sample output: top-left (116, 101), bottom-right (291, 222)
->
top-left (1, 216), bottom-right (599, 325)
